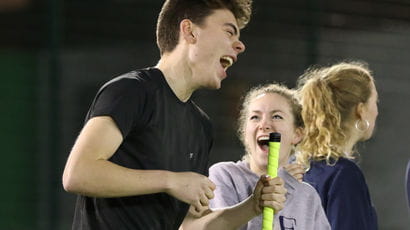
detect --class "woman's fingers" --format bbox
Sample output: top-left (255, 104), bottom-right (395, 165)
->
top-left (283, 163), bottom-right (306, 182)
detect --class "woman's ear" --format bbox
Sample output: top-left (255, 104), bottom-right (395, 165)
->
top-left (180, 19), bottom-right (196, 44)
top-left (292, 127), bottom-right (304, 145)
top-left (355, 102), bottom-right (366, 120)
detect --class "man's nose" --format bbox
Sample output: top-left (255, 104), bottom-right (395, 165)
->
top-left (233, 40), bottom-right (245, 54)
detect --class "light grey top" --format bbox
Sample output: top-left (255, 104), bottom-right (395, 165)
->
top-left (209, 161), bottom-right (331, 230)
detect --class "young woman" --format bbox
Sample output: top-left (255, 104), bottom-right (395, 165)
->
top-left (297, 61), bottom-right (379, 229)
top-left (209, 83), bottom-right (330, 230)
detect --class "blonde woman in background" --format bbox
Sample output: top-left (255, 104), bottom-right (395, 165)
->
top-left (297, 61), bottom-right (379, 230)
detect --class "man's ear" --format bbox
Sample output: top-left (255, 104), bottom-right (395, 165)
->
top-left (180, 19), bottom-right (196, 44)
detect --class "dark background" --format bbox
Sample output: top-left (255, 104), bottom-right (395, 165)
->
top-left (1, 0), bottom-right (409, 229)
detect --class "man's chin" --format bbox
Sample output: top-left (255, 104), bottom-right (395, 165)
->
top-left (202, 81), bottom-right (222, 90)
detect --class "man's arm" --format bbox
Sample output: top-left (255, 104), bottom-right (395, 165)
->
top-left (180, 176), bottom-right (286, 230)
top-left (62, 116), bottom-right (215, 211)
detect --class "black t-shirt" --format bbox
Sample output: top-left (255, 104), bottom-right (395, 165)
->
top-left (72, 68), bottom-right (213, 230)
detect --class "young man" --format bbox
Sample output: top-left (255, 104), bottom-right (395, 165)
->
top-left (63, 0), bottom-right (286, 229)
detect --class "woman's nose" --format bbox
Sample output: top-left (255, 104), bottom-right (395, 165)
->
top-left (259, 119), bottom-right (272, 131)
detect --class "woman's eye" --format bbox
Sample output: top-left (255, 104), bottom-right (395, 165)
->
top-left (226, 30), bottom-right (234, 36)
top-left (250, 115), bottom-right (259, 120)
top-left (272, 114), bottom-right (283, 119)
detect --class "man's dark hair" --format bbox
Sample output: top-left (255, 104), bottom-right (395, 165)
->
top-left (156, 0), bottom-right (252, 55)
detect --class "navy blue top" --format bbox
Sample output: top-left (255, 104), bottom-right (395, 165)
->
top-left (303, 158), bottom-right (378, 230)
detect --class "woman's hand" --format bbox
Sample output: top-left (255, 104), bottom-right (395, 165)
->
top-left (283, 163), bottom-right (305, 182)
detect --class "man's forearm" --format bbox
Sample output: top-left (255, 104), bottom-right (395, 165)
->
top-left (182, 195), bottom-right (259, 230)
top-left (63, 159), bottom-right (171, 198)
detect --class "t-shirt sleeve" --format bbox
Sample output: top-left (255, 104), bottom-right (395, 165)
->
top-left (326, 165), bottom-right (376, 230)
top-left (208, 163), bottom-right (240, 209)
top-left (88, 78), bottom-right (147, 138)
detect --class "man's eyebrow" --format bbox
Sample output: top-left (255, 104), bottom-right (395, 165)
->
top-left (224, 23), bottom-right (238, 35)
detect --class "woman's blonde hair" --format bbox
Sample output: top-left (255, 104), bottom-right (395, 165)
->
top-left (296, 61), bottom-right (374, 167)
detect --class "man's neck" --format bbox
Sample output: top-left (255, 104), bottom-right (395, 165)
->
top-left (156, 53), bottom-right (197, 102)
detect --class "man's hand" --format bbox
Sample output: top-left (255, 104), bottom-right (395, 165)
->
top-left (166, 172), bottom-right (216, 216)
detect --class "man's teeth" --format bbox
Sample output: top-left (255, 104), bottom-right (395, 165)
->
top-left (221, 56), bottom-right (233, 69)
top-left (225, 57), bottom-right (233, 66)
